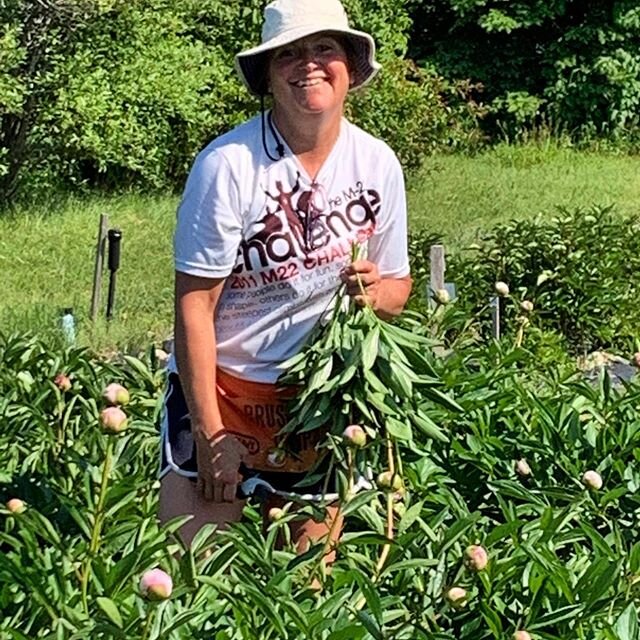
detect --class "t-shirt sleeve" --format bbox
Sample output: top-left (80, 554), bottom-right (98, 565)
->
top-left (366, 151), bottom-right (410, 279)
top-left (174, 149), bottom-right (242, 278)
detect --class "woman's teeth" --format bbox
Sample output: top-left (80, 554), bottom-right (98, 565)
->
top-left (293, 78), bottom-right (324, 88)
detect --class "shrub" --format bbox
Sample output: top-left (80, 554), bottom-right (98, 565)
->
top-left (409, 0), bottom-right (640, 140)
top-left (346, 57), bottom-right (460, 171)
top-left (2, 0), bottom-right (471, 204)
top-left (443, 204), bottom-right (640, 353)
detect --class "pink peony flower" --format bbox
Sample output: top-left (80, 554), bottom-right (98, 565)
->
top-left (54, 373), bottom-right (72, 392)
top-left (464, 545), bottom-right (489, 572)
top-left (266, 448), bottom-right (286, 468)
top-left (515, 459), bottom-right (532, 477)
top-left (582, 470), bottom-right (603, 491)
top-left (513, 631), bottom-right (532, 640)
top-left (342, 424), bottom-right (367, 448)
top-left (6, 498), bottom-right (26, 514)
top-left (140, 568), bottom-right (173, 600)
top-left (100, 407), bottom-right (128, 434)
top-left (445, 586), bottom-right (468, 609)
top-left (102, 383), bottom-right (130, 407)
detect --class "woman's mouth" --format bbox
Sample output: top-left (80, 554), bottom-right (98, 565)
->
top-left (291, 78), bottom-right (326, 88)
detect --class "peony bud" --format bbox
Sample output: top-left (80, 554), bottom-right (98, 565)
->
top-left (582, 470), bottom-right (603, 491)
top-left (464, 545), bottom-right (488, 572)
top-left (376, 471), bottom-right (403, 492)
top-left (100, 406), bottom-right (128, 434)
top-left (102, 383), bottom-right (130, 406)
top-left (520, 300), bottom-right (534, 313)
top-left (515, 459), bottom-right (532, 478)
top-left (139, 568), bottom-right (172, 600)
top-left (445, 586), bottom-right (467, 609)
top-left (342, 424), bottom-right (367, 448)
top-left (494, 281), bottom-right (510, 297)
top-left (54, 373), bottom-right (72, 392)
top-left (433, 288), bottom-right (450, 305)
top-left (513, 631), bottom-right (532, 640)
top-left (631, 352), bottom-right (640, 368)
top-left (6, 498), bottom-right (26, 514)
top-left (267, 507), bottom-right (285, 523)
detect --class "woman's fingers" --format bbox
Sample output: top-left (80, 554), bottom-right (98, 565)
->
top-left (341, 260), bottom-right (380, 292)
top-left (195, 431), bottom-right (247, 502)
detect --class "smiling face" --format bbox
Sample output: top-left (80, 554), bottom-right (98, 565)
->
top-left (268, 34), bottom-right (352, 122)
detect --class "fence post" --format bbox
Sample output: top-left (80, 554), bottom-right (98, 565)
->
top-left (429, 244), bottom-right (445, 306)
top-left (490, 296), bottom-right (501, 340)
top-left (90, 213), bottom-right (109, 321)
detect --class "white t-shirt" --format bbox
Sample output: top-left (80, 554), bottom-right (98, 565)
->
top-left (172, 113), bottom-right (410, 383)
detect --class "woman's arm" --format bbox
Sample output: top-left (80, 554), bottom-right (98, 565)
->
top-left (174, 271), bottom-right (246, 502)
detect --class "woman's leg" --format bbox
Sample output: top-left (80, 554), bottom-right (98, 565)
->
top-left (159, 471), bottom-right (245, 546)
top-left (263, 496), bottom-right (344, 561)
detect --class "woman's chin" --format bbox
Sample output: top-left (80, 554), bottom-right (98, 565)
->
top-left (292, 98), bottom-right (342, 116)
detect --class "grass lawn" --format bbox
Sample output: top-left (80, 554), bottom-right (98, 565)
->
top-left (2, 142), bottom-right (639, 354)
top-left (408, 142), bottom-right (640, 248)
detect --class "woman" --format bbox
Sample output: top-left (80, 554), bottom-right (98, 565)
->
top-left (159, 0), bottom-right (412, 550)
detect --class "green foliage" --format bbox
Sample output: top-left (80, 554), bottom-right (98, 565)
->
top-left (27, 0), bottom-right (259, 193)
top-left (410, 0), bottom-right (640, 139)
top-left (0, 0), bottom-right (102, 200)
top-left (437, 205), bottom-right (640, 353)
top-left (280, 288), bottom-right (456, 466)
top-left (1, 0), bottom-right (465, 204)
top-left (0, 25), bottom-right (25, 118)
top-left (2, 312), bottom-right (640, 637)
top-left (347, 58), bottom-right (482, 170)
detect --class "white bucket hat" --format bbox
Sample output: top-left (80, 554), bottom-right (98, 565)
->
top-left (235, 0), bottom-right (381, 96)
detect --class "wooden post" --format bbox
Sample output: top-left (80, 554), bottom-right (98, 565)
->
top-left (90, 213), bottom-right (109, 321)
top-left (429, 244), bottom-right (445, 306)
top-left (490, 296), bottom-right (501, 340)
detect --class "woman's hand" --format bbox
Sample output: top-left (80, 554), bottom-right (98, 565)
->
top-left (194, 429), bottom-right (248, 502)
top-left (341, 259), bottom-right (381, 308)
top-left (341, 260), bottom-right (412, 319)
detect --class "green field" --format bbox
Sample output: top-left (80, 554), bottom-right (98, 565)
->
top-left (409, 143), bottom-right (640, 246)
top-left (2, 142), bottom-right (639, 354)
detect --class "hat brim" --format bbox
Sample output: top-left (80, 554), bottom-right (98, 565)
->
top-left (235, 27), bottom-right (381, 96)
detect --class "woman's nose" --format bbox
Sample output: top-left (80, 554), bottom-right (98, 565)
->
top-left (297, 46), bottom-right (318, 66)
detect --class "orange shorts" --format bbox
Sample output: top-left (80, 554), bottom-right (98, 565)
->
top-left (160, 369), bottom-right (324, 478)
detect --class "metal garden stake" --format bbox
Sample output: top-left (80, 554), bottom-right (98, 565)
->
top-left (106, 229), bottom-right (122, 320)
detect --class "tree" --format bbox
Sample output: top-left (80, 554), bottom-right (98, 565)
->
top-left (0, 0), bottom-right (100, 202)
top-left (408, 0), bottom-right (640, 137)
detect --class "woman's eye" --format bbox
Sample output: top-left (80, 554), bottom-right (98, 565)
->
top-left (275, 48), bottom-right (295, 60)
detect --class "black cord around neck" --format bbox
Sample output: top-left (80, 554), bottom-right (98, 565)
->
top-left (260, 96), bottom-right (285, 162)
